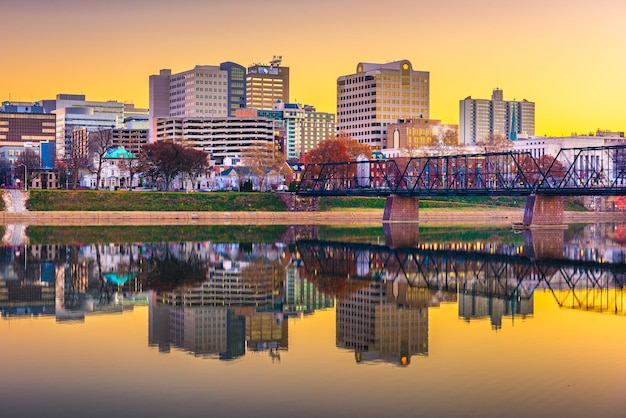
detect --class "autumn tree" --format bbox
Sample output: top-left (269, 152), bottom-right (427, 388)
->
top-left (240, 141), bottom-right (290, 191)
top-left (337, 131), bottom-right (372, 160)
top-left (305, 139), bottom-right (350, 164)
top-left (89, 128), bottom-right (115, 190)
top-left (514, 154), bottom-right (566, 184)
top-left (15, 148), bottom-right (41, 188)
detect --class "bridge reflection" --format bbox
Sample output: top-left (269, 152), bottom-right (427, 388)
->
top-left (296, 235), bottom-right (626, 365)
top-left (296, 238), bottom-right (626, 313)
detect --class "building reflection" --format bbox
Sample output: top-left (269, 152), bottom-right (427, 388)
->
top-left (1, 222), bottom-right (625, 365)
top-left (336, 281), bottom-right (443, 366)
top-left (147, 241), bottom-right (333, 360)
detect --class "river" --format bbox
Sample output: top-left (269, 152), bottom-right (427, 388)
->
top-left (0, 222), bottom-right (624, 418)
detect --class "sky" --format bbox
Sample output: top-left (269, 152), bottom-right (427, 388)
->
top-left (1, 0), bottom-right (625, 136)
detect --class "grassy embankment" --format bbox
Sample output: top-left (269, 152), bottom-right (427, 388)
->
top-left (25, 189), bottom-right (588, 212)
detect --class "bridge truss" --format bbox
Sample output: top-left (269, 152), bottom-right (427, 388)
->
top-left (297, 145), bottom-right (626, 197)
top-left (296, 240), bottom-right (626, 315)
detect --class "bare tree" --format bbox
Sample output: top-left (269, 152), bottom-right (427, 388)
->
top-left (65, 128), bottom-right (91, 189)
top-left (118, 155), bottom-right (140, 190)
top-left (182, 147), bottom-right (209, 190)
top-left (89, 128), bottom-right (115, 190)
top-left (241, 141), bottom-right (290, 191)
top-left (477, 134), bottom-right (513, 153)
top-left (15, 148), bottom-right (41, 188)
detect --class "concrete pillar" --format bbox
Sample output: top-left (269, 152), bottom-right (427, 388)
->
top-left (523, 195), bottom-right (564, 227)
top-left (383, 195), bottom-right (419, 222)
top-left (383, 223), bottom-right (419, 248)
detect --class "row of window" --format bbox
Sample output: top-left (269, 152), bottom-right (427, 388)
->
top-left (194, 73), bottom-right (226, 78)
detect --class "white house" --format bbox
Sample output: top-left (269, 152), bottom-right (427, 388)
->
top-left (82, 147), bottom-right (138, 190)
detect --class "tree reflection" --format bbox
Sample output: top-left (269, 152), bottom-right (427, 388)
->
top-left (144, 245), bottom-right (208, 292)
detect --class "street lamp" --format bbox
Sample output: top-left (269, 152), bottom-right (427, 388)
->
top-left (19, 164), bottom-right (27, 191)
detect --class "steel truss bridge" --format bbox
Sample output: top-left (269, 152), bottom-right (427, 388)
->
top-left (297, 145), bottom-right (626, 197)
top-left (296, 240), bottom-right (626, 315)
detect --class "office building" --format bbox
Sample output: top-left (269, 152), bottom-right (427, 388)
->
top-left (0, 101), bottom-right (56, 148)
top-left (149, 63), bottom-right (247, 141)
top-left (337, 60), bottom-right (430, 150)
top-left (44, 94), bottom-right (125, 160)
top-left (386, 118), bottom-right (458, 152)
top-left (459, 88), bottom-right (535, 145)
top-left (246, 56), bottom-right (289, 110)
top-left (244, 102), bottom-right (335, 161)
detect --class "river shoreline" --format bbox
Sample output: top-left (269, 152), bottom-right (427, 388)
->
top-left (0, 209), bottom-right (624, 226)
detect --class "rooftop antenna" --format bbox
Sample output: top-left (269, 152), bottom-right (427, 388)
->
top-left (270, 55), bottom-right (282, 67)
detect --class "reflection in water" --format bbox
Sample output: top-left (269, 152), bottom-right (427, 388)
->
top-left (1, 223), bottom-right (625, 366)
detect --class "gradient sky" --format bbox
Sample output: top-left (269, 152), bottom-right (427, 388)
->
top-left (2, 0), bottom-right (625, 136)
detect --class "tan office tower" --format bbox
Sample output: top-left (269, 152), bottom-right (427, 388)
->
top-left (246, 56), bottom-right (289, 110)
top-left (337, 60), bottom-right (430, 150)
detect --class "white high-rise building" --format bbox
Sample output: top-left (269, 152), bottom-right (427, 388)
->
top-left (337, 60), bottom-right (430, 150)
top-left (48, 94), bottom-right (124, 160)
top-left (149, 63), bottom-right (247, 142)
top-left (459, 88), bottom-right (535, 145)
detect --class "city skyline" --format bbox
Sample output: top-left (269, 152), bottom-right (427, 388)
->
top-left (2, 0), bottom-right (625, 137)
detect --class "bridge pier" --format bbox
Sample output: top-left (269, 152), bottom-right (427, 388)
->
top-left (523, 229), bottom-right (565, 260)
top-left (383, 195), bottom-right (419, 223)
top-left (383, 223), bottom-right (420, 248)
top-left (523, 195), bottom-right (565, 228)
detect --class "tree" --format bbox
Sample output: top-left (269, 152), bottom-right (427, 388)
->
top-left (305, 139), bottom-right (350, 165)
top-left (477, 134), bottom-right (514, 153)
top-left (181, 146), bottom-right (209, 190)
top-left (514, 154), bottom-right (566, 184)
top-left (117, 152), bottom-right (140, 190)
top-left (65, 128), bottom-right (91, 189)
top-left (241, 141), bottom-right (290, 191)
top-left (89, 128), bottom-right (114, 190)
top-left (138, 141), bottom-right (185, 191)
top-left (337, 131), bottom-right (372, 160)
top-left (15, 148), bottom-right (41, 188)
top-left (0, 160), bottom-right (12, 187)
top-left (438, 129), bottom-right (458, 147)
top-left (138, 141), bottom-right (208, 191)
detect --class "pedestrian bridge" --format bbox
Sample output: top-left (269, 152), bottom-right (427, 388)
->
top-left (296, 145), bottom-right (626, 226)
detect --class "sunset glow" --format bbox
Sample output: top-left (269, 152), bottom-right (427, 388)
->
top-left (2, 0), bottom-right (625, 136)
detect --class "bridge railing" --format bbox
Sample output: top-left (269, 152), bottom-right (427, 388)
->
top-left (297, 145), bottom-right (626, 197)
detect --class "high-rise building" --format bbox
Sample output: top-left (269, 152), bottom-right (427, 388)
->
top-left (149, 63), bottom-right (247, 141)
top-left (337, 60), bottom-right (430, 150)
top-left (43, 94), bottom-right (125, 160)
top-left (0, 101), bottom-right (56, 148)
top-left (246, 56), bottom-right (289, 110)
top-left (248, 101), bottom-right (335, 161)
top-left (459, 88), bottom-right (535, 145)
top-left (220, 62), bottom-right (246, 117)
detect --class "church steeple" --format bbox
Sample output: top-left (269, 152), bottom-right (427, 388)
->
top-left (509, 105), bottom-right (518, 141)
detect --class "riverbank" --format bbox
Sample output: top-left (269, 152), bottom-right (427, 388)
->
top-left (1, 209), bottom-right (623, 226)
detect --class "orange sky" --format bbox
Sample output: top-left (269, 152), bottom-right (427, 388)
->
top-left (2, 0), bottom-right (625, 136)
